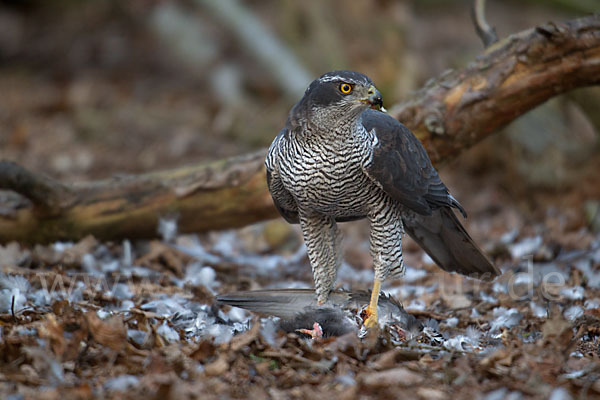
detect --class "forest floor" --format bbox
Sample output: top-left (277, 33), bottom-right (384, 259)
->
top-left (1, 160), bottom-right (599, 399)
top-left (1, 2), bottom-right (599, 399)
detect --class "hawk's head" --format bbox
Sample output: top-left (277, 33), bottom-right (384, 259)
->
top-left (293, 70), bottom-right (383, 126)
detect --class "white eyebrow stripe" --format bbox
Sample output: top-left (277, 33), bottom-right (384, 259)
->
top-left (318, 75), bottom-right (344, 82)
top-left (318, 75), bottom-right (359, 83)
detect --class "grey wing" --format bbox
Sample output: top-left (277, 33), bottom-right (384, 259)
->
top-left (362, 109), bottom-right (465, 217)
top-left (362, 109), bottom-right (499, 279)
top-left (402, 208), bottom-right (500, 279)
top-left (266, 129), bottom-right (299, 224)
top-left (217, 289), bottom-right (351, 319)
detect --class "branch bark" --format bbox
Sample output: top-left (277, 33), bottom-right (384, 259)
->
top-left (1, 15), bottom-right (599, 244)
top-left (389, 15), bottom-right (600, 165)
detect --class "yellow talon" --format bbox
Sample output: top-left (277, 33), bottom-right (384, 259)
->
top-left (363, 279), bottom-right (381, 329)
top-left (364, 311), bottom-right (378, 329)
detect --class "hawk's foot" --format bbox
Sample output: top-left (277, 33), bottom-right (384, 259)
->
top-left (363, 308), bottom-right (379, 329)
top-left (362, 278), bottom-right (382, 329)
top-left (297, 322), bottom-right (323, 338)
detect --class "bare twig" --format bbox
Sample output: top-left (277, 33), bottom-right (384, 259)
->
top-left (195, 0), bottom-right (312, 99)
top-left (391, 15), bottom-right (600, 165)
top-left (11, 295), bottom-right (16, 322)
top-left (471, 0), bottom-right (498, 47)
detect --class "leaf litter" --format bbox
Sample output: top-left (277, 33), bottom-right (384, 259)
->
top-left (0, 211), bottom-right (599, 399)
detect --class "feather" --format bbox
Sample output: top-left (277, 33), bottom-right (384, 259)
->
top-left (403, 208), bottom-right (500, 279)
top-left (363, 108), bottom-right (463, 216)
top-left (217, 288), bottom-right (421, 336)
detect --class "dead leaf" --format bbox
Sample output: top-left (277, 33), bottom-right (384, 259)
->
top-left (135, 241), bottom-right (185, 277)
top-left (204, 353), bottom-right (229, 377)
top-left (360, 367), bottom-right (424, 387)
top-left (541, 310), bottom-right (573, 347)
top-left (417, 387), bottom-right (447, 400)
top-left (443, 294), bottom-right (472, 309)
top-left (367, 348), bottom-right (420, 370)
top-left (61, 235), bottom-right (98, 266)
top-left (229, 319), bottom-right (260, 352)
top-left (39, 314), bottom-right (66, 358)
top-left (85, 312), bottom-right (127, 352)
top-left (190, 340), bottom-right (217, 362)
top-left (480, 348), bottom-right (514, 369)
top-left (0, 242), bottom-right (30, 267)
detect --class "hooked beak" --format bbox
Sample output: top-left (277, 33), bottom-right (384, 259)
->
top-left (366, 85), bottom-right (383, 109)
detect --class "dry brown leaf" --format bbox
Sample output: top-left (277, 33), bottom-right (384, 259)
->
top-left (480, 348), bottom-right (513, 369)
top-left (61, 235), bottom-right (98, 266)
top-left (367, 348), bottom-right (420, 370)
top-left (32, 244), bottom-right (62, 265)
top-left (443, 294), bottom-right (472, 309)
top-left (85, 312), bottom-right (127, 352)
top-left (190, 340), bottom-right (217, 362)
top-left (324, 331), bottom-right (364, 360)
top-left (0, 242), bottom-right (29, 267)
top-left (38, 314), bottom-right (66, 358)
top-left (417, 387), bottom-right (447, 400)
top-left (229, 318), bottom-right (260, 352)
top-left (135, 241), bottom-right (185, 276)
top-left (204, 353), bottom-right (229, 377)
top-left (541, 310), bottom-right (573, 347)
top-left (359, 367), bottom-right (424, 387)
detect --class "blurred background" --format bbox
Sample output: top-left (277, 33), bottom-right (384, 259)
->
top-left (0, 0), bottom-right (598, 247)
top-left (2, 3), bottom-right (600, 395)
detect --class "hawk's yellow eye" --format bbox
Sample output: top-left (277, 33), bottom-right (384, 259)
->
top-left (340, 83), bottom-right (352, 94)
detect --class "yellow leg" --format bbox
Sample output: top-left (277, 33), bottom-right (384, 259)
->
top-left (363, 279), bottom-right (381, 329)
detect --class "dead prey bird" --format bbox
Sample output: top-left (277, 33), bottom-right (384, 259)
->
top-left (217, 289), bottom-right (421, 338)
top-left (265, 70), bottom-right (500, 328)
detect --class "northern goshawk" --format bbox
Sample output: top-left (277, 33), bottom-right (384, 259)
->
top-left (265, 70), bottom-right (500, 328)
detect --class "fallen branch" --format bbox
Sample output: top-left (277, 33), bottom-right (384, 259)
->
top-left (389, 15), bottom-right (600, 165)
top-left (0, 15), bottom-right (599, 244)
top-left (0, 152), bottom-right (275, 243)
